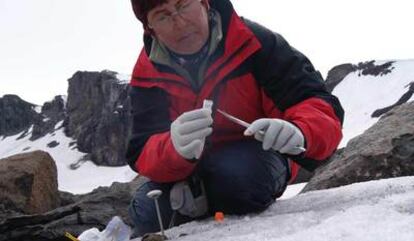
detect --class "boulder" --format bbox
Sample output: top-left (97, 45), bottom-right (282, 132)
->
top-left (302, 101), bottom-right (414, 192)
top-left (0, 151), bottom-right (59, 216)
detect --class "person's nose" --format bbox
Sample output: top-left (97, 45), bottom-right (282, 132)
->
top-left (170, 11), bottom-right (188, 28)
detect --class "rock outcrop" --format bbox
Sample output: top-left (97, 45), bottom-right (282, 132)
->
top-left (1, 71), bottom-right (132, 167)
top-left (371, 81), bottom-right (414, 118)
top-left (31, 95), bottom-right (66, 140)
top-left (0, 94), bottom-right (67, 141)
top-left (325, 60), bottom-right (395, 92)
top-left (325, 64), bottom-right (357, 93)
top-left (302, 101), bottom-right (414, 192)
top-left (64, 70), bottom-right (132, 166)
top-left (0, 95), bottom-right (40, 137)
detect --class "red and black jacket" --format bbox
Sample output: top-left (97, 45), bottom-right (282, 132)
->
top-left (126, 0), bottom-right (344, 183)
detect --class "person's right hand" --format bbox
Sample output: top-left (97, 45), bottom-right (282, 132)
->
top-left (171, 108), bottom-right (213, 160)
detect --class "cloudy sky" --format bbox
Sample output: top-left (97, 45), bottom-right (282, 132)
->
top-left (1, 0), bottom-right (413, 105)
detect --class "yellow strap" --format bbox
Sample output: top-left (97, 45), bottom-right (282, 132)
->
top-left (64, 232), bottom-right (80, 241)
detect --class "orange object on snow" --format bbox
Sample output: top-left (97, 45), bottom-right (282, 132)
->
top-left (215, 212), bottom-right (224, 222)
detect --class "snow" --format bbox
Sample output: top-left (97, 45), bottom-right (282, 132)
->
top-left (144, 176), bottom-right (414, 241)
top-left (60, 95), bottom-right (68, 109)
top-left (0, 121), bottom-right (137, 194)
top-left (333, 60), bottom-right (414, 147)
top-left (278, 183), bottom-right (307, 200)
top-left (116, 73), bottom-right (131, 85)
top-left (77, 177), bottom-right (414, 241)
top-left (33, 105), bottom-right (42, 114)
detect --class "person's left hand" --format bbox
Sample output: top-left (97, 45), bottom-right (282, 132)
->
top-left (244, 118), bottom-right (305, 155)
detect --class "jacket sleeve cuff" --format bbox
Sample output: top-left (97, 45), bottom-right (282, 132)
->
top-left (136, 132), bottom-right (197, 183)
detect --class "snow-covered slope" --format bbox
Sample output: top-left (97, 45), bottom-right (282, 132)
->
top-left (332, 60), bottom-right (414, 147)
top-left (0, 122), bottom-right (136, 194)
top-left (156, 176), bottom-right (414, 241)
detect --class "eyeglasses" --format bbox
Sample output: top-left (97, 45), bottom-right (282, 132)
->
top-left (148, 0), bottom-right (202, 30)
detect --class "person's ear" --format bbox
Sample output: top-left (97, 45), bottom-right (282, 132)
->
top-left (200, 0), bottom-right (210, 11)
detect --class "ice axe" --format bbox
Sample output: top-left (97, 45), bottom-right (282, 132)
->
top-left (144, 190), bottom-right (168, 241)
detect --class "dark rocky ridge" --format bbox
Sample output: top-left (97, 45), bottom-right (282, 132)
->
top-left (371, 81), bottom-right (414, 117)
top-left (0, 70), bottom-right (132, 166)
top-left (0, 95), bottom-right (40, 137)
top-left (325, 60), bottom-right (414, 119)
top-left (31, 96), bottom-right (66, 140)
top-left (325, 60), bottom-right (395, 92)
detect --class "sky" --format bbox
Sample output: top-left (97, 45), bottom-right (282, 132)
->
top-left (1, 0), bottom-right (414, 105)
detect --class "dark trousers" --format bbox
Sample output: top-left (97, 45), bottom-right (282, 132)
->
top-left (129, 140), bottom-right (290, 237)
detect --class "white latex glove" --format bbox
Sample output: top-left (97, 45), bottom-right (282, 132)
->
top-left (244, 118), bottom-right (305, 155)
top-left (171, 108), bottom-right (213, 160)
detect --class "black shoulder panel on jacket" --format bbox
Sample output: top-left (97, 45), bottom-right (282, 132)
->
top-left (125, 86), bottom-right (171, 171)
top-left (242, 18), bottom-right (344, 171)
top-left (242, 18), bottom-right (344, 125)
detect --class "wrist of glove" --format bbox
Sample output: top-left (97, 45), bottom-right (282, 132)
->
top-left (171, 108), bottom-right (213, 160)
top-left (244, 118), bottom-right (305, 155)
